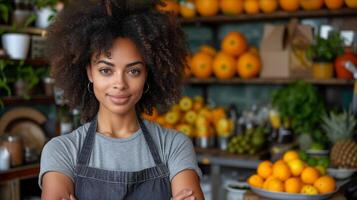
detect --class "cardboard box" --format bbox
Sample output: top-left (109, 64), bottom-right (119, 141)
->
top-left (260, 22), bottom-right (314, 78)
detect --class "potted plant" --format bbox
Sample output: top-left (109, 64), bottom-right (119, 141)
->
top-left (1, 13), bottom-right (36, 60)
top-left (0, 59), bottom-right (12, 107)
top-left (32, 0), bottom-right (62, 28)
top-left (14, 63), bottom-right (41, 99)
top-left (271, 81), bottom-right (327, 148)
top-left (306, 31), bottom-right (344, 79)
top-left (0, 0), bottom-right (12, 24)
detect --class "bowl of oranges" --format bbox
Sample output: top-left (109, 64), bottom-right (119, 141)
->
top-left (248, 150), bottom-right (338, 200)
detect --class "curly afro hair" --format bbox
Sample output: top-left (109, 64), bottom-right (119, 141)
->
top-left (47, 0), bottom-right (189, 122)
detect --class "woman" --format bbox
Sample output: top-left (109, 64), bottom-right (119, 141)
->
top-left (39, 0), bottom-right (203, 199)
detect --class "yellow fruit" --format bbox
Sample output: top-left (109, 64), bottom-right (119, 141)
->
top-left (164, 111), bottom-right (181, 125)
top-left (285, 177), bottom-right (303, 193)
top-left (184, 110), bottom-right (197, 124)
top-left (314, 176), bottom-right (336, 194)
top-left (301, 185), bottom-right (319, 195)
top-left (211, 107), bottom-right (226, 125)
top-left (195, 0), bottom-right (219, 16)
top-left (215, 118), bottom-right (233, 137)
top-left (262, 176), bottom-right (275, 189)
top-left (288, 159), bottom-right (305, 176)
top-left (221, 32), bottom-right (248, 57)
top-left (220, 0), bottom-right (244, 15)
top-left (171, 104), bottom-right (181, 112)
top-left (175, 123), bottom-right (194, 137)
top-left (273, 162), bottom-right (291, 181)
top-left (179, 0), bottom-right (196, 18)
top-left (198, 108), bottom-right (213, 123)
top-left (195, 125), bottom-right (212, 137)
top-left (212, 52), bottom-right (236, 79)
top-left (266, 178), bottom-right (284, 192)
top-left (179, 96), bottom-right (193, 111)
top-left (191, 52), bottom-right (213, 79)
top-left (283, 150), bottom-right (300, 163)
top-left (248, 174), bottom-right (264, 188)
top-left (279, 0), bottom-right (300, 12)
top-left (156, 116), bottom-right (166, 126)
top-left (325, 0), bottom-right (344, 9)
top-left (257, 160), bottom-right (273, 179)
top-left (301, 167), bottom-right (320, 185)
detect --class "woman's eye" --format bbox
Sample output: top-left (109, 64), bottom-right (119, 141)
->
top-left (129, 69), bottom-right (141, 76)
top-left (99, 68), bottom-right (112, 76)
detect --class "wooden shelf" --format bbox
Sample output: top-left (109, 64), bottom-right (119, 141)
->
top-left (186, 77), bottom-right (354, 85)
top-left (0, 163), bottom-right (39, 182)
top-left (0, 58), bottom-right (49, 67)
top-left (0, 25), bottom-right (47, 36)
top-left (3, 95), bottom-right (55, 105)
top-left (180, 8), bottom-right (357, 24)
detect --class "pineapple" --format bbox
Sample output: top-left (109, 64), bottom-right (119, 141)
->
top-left (322, 111), bottom-right (357, 168)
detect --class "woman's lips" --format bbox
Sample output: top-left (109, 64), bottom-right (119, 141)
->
top-left (107, 95), bottom-right (130, 105)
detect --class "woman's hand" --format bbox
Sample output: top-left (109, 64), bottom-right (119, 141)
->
top-left (62, 194), bottom-right (76, 200)
top-left (172, 189), bottom-right (195, 200)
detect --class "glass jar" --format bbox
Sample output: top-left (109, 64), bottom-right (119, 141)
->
top-left (1, 134), bottom-right (24, 167)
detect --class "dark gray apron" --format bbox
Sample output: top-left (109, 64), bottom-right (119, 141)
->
top-left (74, 117), bottom-right (172, 200)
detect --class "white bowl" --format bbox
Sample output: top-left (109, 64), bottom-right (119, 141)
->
top-left (327, 168), bottom-right (357, 179)
top-left (307, 149), bottom-right (329, 157)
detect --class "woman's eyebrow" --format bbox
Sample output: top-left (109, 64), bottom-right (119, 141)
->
top-left (126, 61), bottom-right (145, 68)
top-left (95, 60), bottom-right (114, 67)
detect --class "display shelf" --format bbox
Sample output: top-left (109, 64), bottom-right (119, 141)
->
top-left (0, 164), bottom-right (39, 182)
top-left (186, 77), bottom-right (354, 86)
top-left (0, 25), bottom-right (47, 36)
top-left (195, 147), bottom-right (267, 169)
top-left (3, 95), bottom-right (55, 105)
top-left (180, 8), bottom-right (357, 24)
top-left (0, 58), bottom-right (49, 67)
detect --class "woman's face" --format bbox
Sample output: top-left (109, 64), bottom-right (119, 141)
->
top-left (87, 37), bottom-right (147, 115)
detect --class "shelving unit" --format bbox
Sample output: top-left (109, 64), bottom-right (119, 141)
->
top-left (179, 8), bottom-right (357, 24)
top-left (3, 95), bottom-right (54, 105)
top-left (0, 25), bottom-right (47, 36)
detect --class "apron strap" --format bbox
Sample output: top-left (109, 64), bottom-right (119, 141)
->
top-left (77, 117), bottom-right (97, 166)
top-left (138, 116), bottom-right (163, 165)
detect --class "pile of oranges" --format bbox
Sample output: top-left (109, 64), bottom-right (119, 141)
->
top-left (142, 96), bottom-right (233, 138)
top-left (186, 32), bottom-right (261, 80)
top-left (156, 0), bottom-right (356, 18)
top-left (248, 150), bottom-right (336, 195)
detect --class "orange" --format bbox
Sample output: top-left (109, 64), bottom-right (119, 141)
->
top-left (193, 96), bottom-right (205, 111)
top-left (236, 52), bottom-right (261, 79)
top-left (287, 159), bottom-right (305, 176)
top-left (244, 0), bottom-right (260, 14)
top-left (283, 150), bottom-right (300, 163)
top-left (179, 0), bottom-right (196, 18)
top-left (191, 52), bottom-right (213, 79)
top-left (220, 0), bottom-right (244, 15)
top-left (345, 0), bottom-right (357, 7)
top-left (156, 0), bottom-right (180, 14)
top-left (300, 0), bottom-right (324, 10)
top-left (301, 185), bottom-right (319, 195)
top-left (195, 0), bottom-right (219, 16)
top-left (262, 176), bottom-right (275, 189)
top-left (314, 176), bottom-right (336, 194)
top-left (248, 174), bottom-right (264, 188)
top-left (221, 32), bottom-right (248, 57)
top-left (274, 159), bottom-right (285, 165)
top-left (211, 107), bottom-right (226, 125)
top-left (279, 0), bottom-right (300, 12)
top-left (259, 0), bottom-right (278, 13)
top-left (285, 177), bottom-right (303, 193)
top-left (198, 45), bottom-right (217, 57)
top-left (325, 0), bottom-right (344, 9)
top-left (273, 162), bottom-right (291, 181)
top-left (198, 107), bottom-right (213, 123)
top-left (301, 167), bottom-right (320, 185)
top-left (257, 160), bottom-right (273, 179)
top-left (213, 52), bottom-right (236, 79)
top-left (142, 107), bottom-right (159, 122)
top-left (156, 116), bottom-right (166, 126)
top-left (266, 178), bottom-right (284, 192)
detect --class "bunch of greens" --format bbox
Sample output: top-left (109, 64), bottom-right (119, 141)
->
top-left (272, 81), bottom-right (326, 136)
top-left (306, 31), bottom-right (344, 62)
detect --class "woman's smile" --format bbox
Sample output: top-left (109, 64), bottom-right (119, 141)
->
top-left (107, 94), bottom-right (131, 105)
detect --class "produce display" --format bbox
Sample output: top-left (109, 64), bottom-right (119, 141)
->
top-left (142, 96), bottom-right (234, 138)
top-left (248, 150), bottom-right (337, 195)
top-left (227, 126), bottom-right (267, 155)
top-left (187, 31), bottom-right (262, 80)
top-left (156, 0), bottom-right (357, 18)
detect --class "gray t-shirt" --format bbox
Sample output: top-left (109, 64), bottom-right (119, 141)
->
top-left (39, 120), bottom-right (202, 188)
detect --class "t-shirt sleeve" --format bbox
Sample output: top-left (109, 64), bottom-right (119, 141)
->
top-left (38, 137), bottom-right (76, 189)
top-left (167, 133), bottom-right (202, 181)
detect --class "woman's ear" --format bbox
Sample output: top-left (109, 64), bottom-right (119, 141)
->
top-left (86, 65), bottom-right (93, 82)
